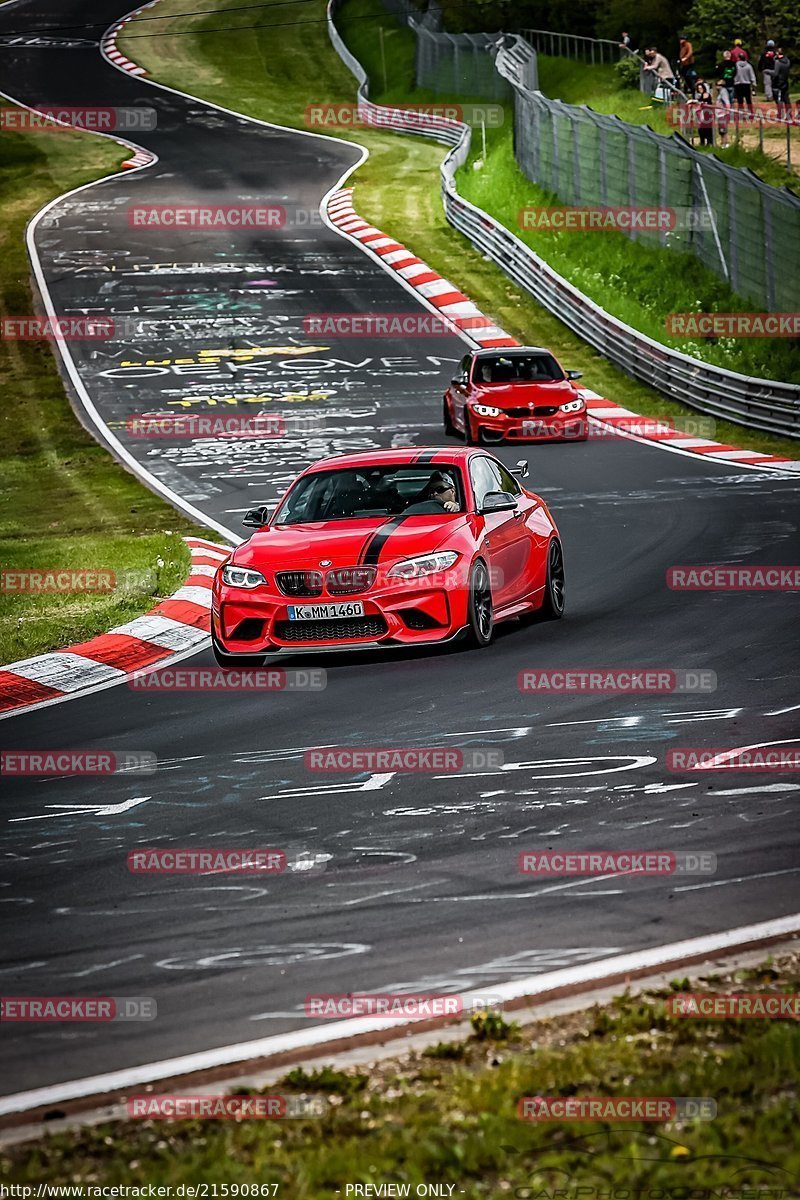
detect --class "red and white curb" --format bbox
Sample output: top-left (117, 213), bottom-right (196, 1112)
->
top-left (100, 0), bottom-right (159, 76)
top-left (326, 188), bottom-right (516, 349)
top-left (327, 186), bottom-right (798, 472)
top-left (578, 391), bottom-right (798, 469)
top-left (0, 539), bottom-right (229, 719)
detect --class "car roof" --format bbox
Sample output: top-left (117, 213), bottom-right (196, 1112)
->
top-left (302, 448), bottom-right (479, 474)
top-left (470, 346), bottom-right (553, 357)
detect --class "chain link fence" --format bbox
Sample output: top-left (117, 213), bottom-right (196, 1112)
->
top-left (411, 20), bottom-right (518, 99)
top-left (510, 82), bottom-right (800, 311)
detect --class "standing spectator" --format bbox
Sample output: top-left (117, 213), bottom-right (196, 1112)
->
top-left (679, 34), bottom-right (697, 92)
top-left (757, 40), bottom-right (777, 100)
top-left (619, 31), bottom-right (631, 49)
top-left (730, 39), bottom-right (749, 63)
top-left (716, 49), bottom-right (736, 102)
top-left (643, 47), bottom-right (676, 95)
top-left (772, 49), bottom-right (791, 118)
top-left (715, 79), bottom-right (732, 147)
top-left (733, 55), bottom-right (756, 113)
top-left (693, 81), bottom-right (714, 145)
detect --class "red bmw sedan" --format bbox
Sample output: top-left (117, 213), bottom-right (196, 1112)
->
top-left (210, 448), bottom-right (564, 663)
top-left (444, 346), bottom-right (589, 444)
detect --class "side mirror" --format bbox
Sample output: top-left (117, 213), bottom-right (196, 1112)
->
top-left (481, 490), bottom-right (518, 514)
top-left (242, 505), bottom-right (271, 529)
top-left (567, 370), bottom-right (583, 380)
top-left (511, 459), bottom-right (529, 479)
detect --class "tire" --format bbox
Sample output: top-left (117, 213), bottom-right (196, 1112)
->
top-left (211, 631), bottom-right (266, 668)
top-left (443, 397), bottom-right (457, 438)
top-left (465, 413), bottom-right (479, 445)
top-left (539, 537), bottom-right (565, 620)
top-left (466, 559), bottom-right (494, 646)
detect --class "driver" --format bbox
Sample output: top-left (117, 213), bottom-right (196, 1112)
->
top-left (418, 471), bottom-right (459, 513)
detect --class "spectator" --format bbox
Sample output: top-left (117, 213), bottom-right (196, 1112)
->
top-left (730, 38), bottom-right (749, 63)
top-left (693, 80), bottom-right (714, 144)
top-left (619, 31), bottom-right (631, 49)
top-left (757, 40), bottom-right (777, 100)
top-left (772, 49), bottom-right (791, 118)
top-left (679, 34), bottom-right (697, 92)
top-left (716, 49), bottom-right (736, 102)
top-left (733, 55), bottom-right (756, 112)
top-left (715, 79), bottom-right (732, 147)
top-left (643, 47), bottom-right (676, 94)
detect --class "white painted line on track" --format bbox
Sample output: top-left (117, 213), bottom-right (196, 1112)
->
top-left (1, 913), bottom-right (798, 1117)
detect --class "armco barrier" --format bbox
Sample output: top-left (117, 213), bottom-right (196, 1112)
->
top-left (326, 2), bottom-right (800, 438)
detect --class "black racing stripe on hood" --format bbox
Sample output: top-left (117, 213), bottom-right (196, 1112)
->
top-left (358, 513), bottom-right (414, 566)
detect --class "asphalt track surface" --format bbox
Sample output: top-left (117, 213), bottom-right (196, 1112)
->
top-left (0, 0), bottom-right (799, 1099)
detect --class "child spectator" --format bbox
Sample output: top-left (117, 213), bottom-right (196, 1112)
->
top-left (715, 80), bottom-right (732, 147)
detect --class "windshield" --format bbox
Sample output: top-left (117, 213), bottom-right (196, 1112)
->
top-left (473, 353), bottom-right (565, 384)
top-left (273, 465), bottom-right (465, 525)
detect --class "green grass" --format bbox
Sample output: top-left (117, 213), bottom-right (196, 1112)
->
top-left (119, 0), bottom-right (800, 461)
top-left (0, 114), bottom-right (209, 664)
top-left (4, 954), bottom-right (799, 1193)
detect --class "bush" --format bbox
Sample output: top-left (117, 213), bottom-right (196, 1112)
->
top-left (615, 54), bottom-right (642, 88)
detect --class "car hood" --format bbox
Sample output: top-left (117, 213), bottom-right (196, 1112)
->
top-left (473, 380), bottom-right (578, 407)
top-left (233, 514), bottom-right (467, 570)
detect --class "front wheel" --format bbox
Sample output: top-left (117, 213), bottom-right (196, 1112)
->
top-left (466, 560), bottom-right (494, 646)
top-left (211, 631), bottom-right (266, 668)
top-left (539, 537), bottom-right (565, 619)
top-left (443, 397), bottom-right (457, 437)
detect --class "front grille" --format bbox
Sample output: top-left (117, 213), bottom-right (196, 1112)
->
top-left (327, 567), bottom-right (377, 595)
top-left (506, 405), bottom-right (559, 418)
top-left (275, 571), bottom-right (323, 597)
top-left (274, 616), bottom-right (388, 642)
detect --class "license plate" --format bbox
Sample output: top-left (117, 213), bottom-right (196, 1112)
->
top-left (287, 602), bottom-right (365, 620)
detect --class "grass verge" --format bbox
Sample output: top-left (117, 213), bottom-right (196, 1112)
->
top-left (118, 0), bottom-right (799, 461)
top-left (4, 952), bottom-right (799, 1192)
top-left (0, 114), bottom-right (209, 665)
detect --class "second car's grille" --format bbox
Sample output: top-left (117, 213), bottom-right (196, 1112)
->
top-left (274, 616), bottom-right (388, 642)
top-left (506, 405), bottom-right (559, 418)
top-left (275, 571), bottom-right (323, 597)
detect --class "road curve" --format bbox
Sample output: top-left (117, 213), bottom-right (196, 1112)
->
top-left (0, 0), bottom-right (798, 1098)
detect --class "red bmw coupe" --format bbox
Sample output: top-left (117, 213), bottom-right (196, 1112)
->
top-left (210, 448), bottom-right (564, 663)
top-left (444, 346), bottom-right (588, 444)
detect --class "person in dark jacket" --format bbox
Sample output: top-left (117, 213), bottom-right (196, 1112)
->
top-left (772, 49), bottom-right (791, 117)
top-left (758, 40), bottom-right (777, 100)
top-left (716, 49), bottom-right (736, 102)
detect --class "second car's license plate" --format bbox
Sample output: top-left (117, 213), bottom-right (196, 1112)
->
top-left (287, 602), bottom-right (365, 620)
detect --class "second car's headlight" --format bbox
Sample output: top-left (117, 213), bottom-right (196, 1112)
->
top-left (387, 552), bottom-right (460, 580)
top-left (472, 403), bottom-right (502, 417)
top-left (220, 564), bottom-right (267, 589)
top-left (560, 398), bottom-right (586, 413)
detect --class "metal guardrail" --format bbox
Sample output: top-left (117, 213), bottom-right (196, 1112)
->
top-left (326, 1), bottom-right (800, 439)
top-left (521, 28), bottom-right (633, 66)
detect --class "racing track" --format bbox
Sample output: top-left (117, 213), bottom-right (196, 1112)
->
top-left (0, 0), bottom-right (799, 1101)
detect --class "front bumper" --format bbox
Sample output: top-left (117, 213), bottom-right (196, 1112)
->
top-left (472, 412), bottom-right (588, 443)
top-left (212, 573), bottom-right (470, 654)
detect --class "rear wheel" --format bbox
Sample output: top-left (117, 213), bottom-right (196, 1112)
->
top-left (539, 538), bottom-right (565, 619)
top-left (466, 560), bottom-right (494, 646)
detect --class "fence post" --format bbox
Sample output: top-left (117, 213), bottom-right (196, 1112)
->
top-left (726, 172), bottom-right (740, 294)
top-left (763, 193), bottom-right (776, 311)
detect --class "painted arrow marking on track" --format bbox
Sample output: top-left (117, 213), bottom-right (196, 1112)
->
top-left (10, 797), bottom-right (150, 822)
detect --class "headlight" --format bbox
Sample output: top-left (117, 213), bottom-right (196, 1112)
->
top-left (220, 564), bottom-right (267, 589)
top-left (560, 398), bottom-right (585, 413)
top-left (387, 552), bottom-right (460, 580)
top-left (471, 403), bottom-right (502, 418)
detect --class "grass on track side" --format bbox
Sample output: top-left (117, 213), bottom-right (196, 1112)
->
top-left (120, 0), bottom-right (800, 460)
top-left (4, 954), bottom-right (799, 1193)
top-left (0, 116), bottom-right (207, 665)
